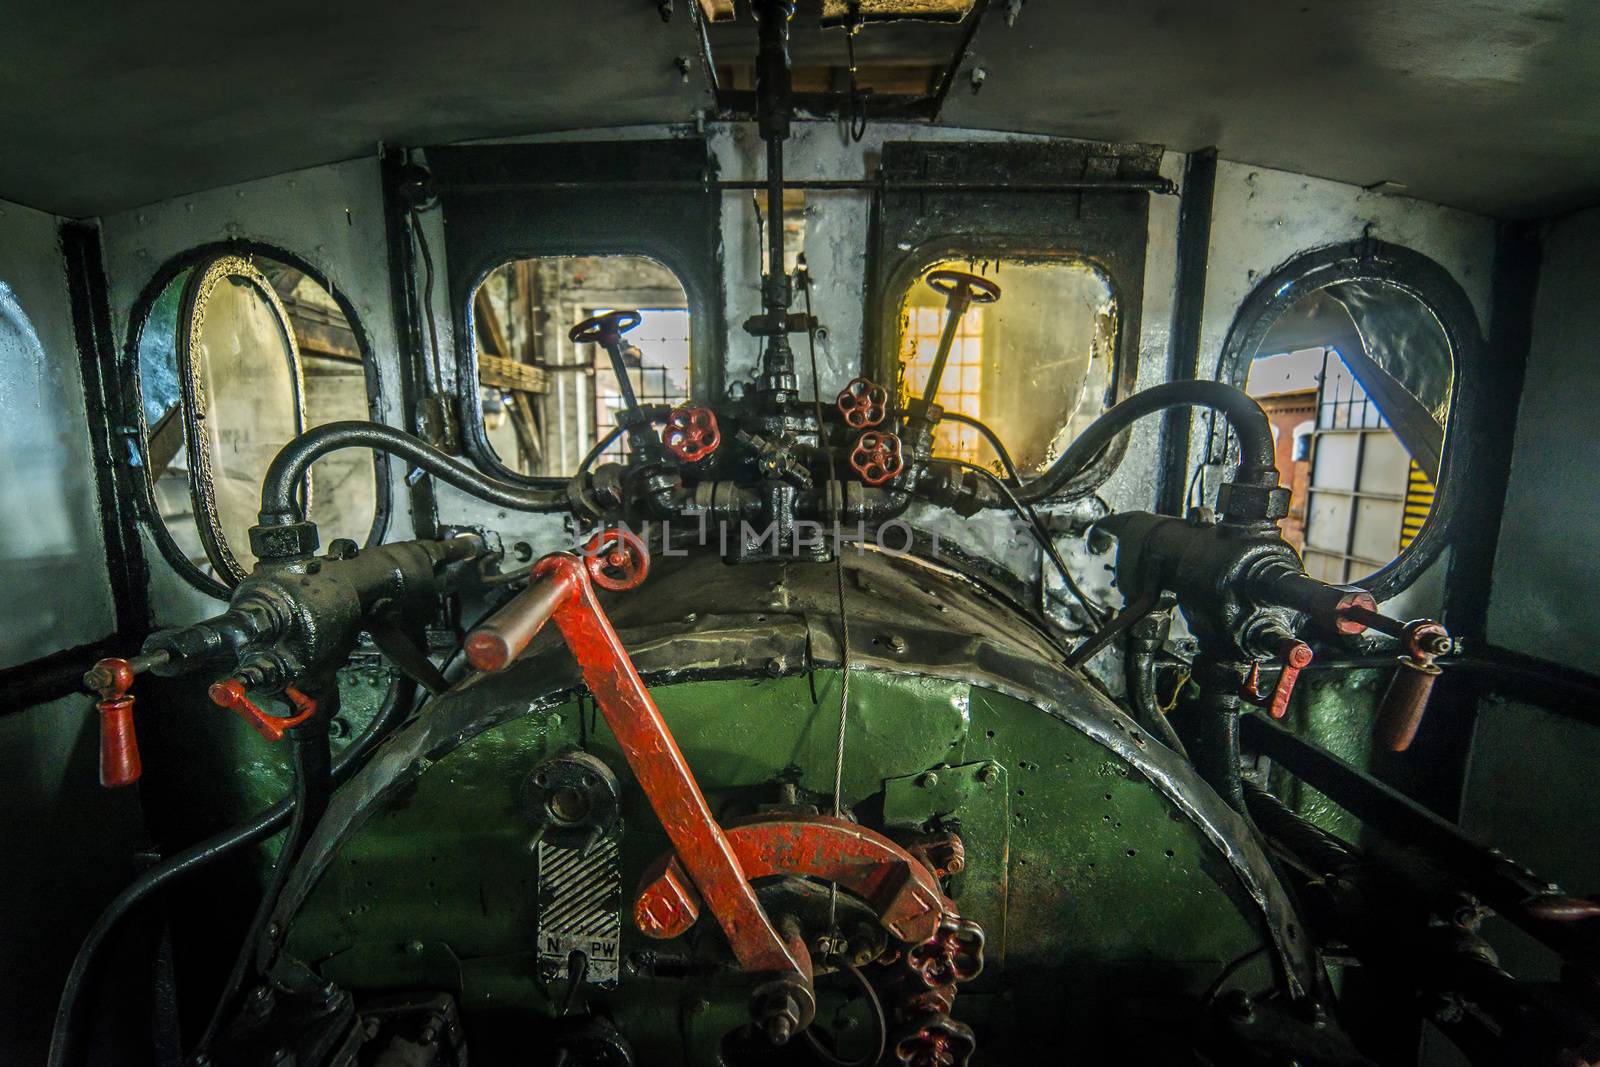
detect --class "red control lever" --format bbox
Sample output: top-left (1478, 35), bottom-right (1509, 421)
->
top-left (1374, 619), bottom-right (1452, 752)
top-left (208, 681), bottom-right (318, 742)
top-left (1242, 640), bottom-right (1315, 720)
top-left (83, 650), bottom-right (170, 789)
top-left (463, 529), bottom-right (814, 1001)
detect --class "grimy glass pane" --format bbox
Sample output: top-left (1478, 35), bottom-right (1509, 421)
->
top-left (899, 258), bottom-right (1117, 476)
top-left (476, 256), bottom-right (690, 478)
top-left (1310, 433), bottom-right (1359, 492)
top-left (1351, 497), bottom-right (1404, 572)
top-left (193, 275), bottom-right (301, 570)
top-left (1356, 431), bottom-right (1411, 497)
top-left (1302, 550), bottom-right (1346, 584)
top-left (1304, 491), bottom-right (1353, 553)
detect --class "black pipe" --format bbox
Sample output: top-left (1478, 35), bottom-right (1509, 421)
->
top-left (48, 676), bottom-right (419, 1067)
top-left (448, 178), bottom-right (1178, 196)
top-left (258, 421), bottom-right (567, 526)
top-left (1018, 381), bottom-right (1279, 504)
top-left (1125, 613), bottom-right (1188, 757)
top-left (1191, 660), bottom-right (1249, 813)
top-left (195, 715), bottom-right (330, 1054)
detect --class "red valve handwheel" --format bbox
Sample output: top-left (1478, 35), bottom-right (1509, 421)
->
top-left (836, 377), bottom-right (888, 429)
top-left (661, 406), bottom-right (721, 462)
top-left (581, 527), bottom-right (650, 591)
top-left (850, 431), bottom-right (905, 486)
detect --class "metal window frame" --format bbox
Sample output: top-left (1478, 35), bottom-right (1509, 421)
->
top-left (426, 139), bottom-right (725, 488)
top-left (1216, 239), bottom-right (1486, 603)
top-left (868, 139), bottom-right (1160, 499)
top-left (122, 240), bottom-right (391, 599)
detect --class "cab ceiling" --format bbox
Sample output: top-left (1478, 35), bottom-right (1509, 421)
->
top-left (2, 0), bottom-right (1596, 219)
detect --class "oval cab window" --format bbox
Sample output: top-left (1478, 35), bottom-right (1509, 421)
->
top-left (1239, 277), bottom-right (1453, 585)
top-left (138, 254), bottom-right (377, 588)
top-left (896, 258), bottom-right (1118, 479)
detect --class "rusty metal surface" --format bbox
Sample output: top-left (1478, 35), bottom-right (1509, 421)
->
top-left (262, 547), bottom-right (1315, 998)
top-left (634, 812), bottom-right (952, 945)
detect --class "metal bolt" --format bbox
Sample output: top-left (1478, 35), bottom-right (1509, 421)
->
top-left (918, 771), bottom-right (940, 789)
top-left (407, 939), bottom-right (426, 956)
top-left (766, 656), bottom-right (786, 676)
top-left (969, 66), bottom-right (987, 94)
top-left (977, 763), bottom-right (999, 785)
top-left (885, 634), bottom-right (907, 654)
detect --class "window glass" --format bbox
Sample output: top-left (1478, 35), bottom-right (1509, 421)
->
top-left (138, 254), bottom-right (376, 583)
top-left (896, 258), bottom-right (1117, 476)
top-left (1242, 280), bottom-right (1453, 582)
top-left (474, 255), bottom-right (690, 477)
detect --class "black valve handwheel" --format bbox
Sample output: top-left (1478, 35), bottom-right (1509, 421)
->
top-left (925, 270), bottom-right (1001, 305)
top-left (569, 309), bottom-right (643, 346)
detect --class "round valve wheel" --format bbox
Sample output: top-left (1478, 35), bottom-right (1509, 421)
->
top-left (568, 309), bottom-right (642, 346)
top-left (581, 528), bottom-right (650, 591)
top-left (661, 406), bottom-right (721, 463)
top-left (836, 376), bottom-right (888, 429)
top-left (850, 431), bottom-right (905, 486)
top-left (924, 269), bottom-right (1001, 305)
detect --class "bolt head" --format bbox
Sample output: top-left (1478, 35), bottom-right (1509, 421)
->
top-left (918, 771), bottom-right (940, 789)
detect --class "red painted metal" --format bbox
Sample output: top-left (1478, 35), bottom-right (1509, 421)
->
top-left (905, 914), bottom-right (985, 988)
top-left (208, 682), bottom-right (318, 742)
top-left (88, 658), bottom-right (141, 788)
top-left (634, 812), bottom-right (953, 944)
top-left (836, 376), bottom-right (888, 429)
top-left (464, 535), bottom-right (809, 984)
top-left (1374, 618), bottom-right (1451, 753)
top-left (850, 430), bottom-right (905, 486)
top-left (662, 406), bottom-right (721, 463)
top-left (1241, 639), bottom-right (1315, 720)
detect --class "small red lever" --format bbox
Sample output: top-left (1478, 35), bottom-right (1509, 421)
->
top-left (1242, 640), bottom-right (1315, 720)
top-left (208, 681), bottom-right (318, 742)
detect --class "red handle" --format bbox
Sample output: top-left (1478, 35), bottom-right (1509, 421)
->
top-left (1242, 640), bottom-right (1314, 720)
top-left (1373, 619), bottom-right (1451, 753)
top-left (86, 657), bottom-right (143, 788)
top-left (1374, 659), bottom-right (1442, 753)
top-left (208, 681), bottom-right (318, 742)
top-left (97, 695), bottom-right (142, 788)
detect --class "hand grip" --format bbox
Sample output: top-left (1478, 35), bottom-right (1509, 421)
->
top-left (98, 695), bottom-right (142, 788)
top-left (1372, 618), bottom-right (1451, 753)
top-left (1374, 658), bottom-right (1442, 753)
top-left (465, 572), bottom-right (576, 672)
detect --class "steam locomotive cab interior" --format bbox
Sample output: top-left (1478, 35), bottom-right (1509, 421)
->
top-left (4, 3), bottom-right (1599, 1065)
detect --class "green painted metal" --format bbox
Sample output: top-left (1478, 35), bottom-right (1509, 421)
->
top-left (1279, 669), bottom-right (1387, 843)
top-left (285, 669), bottom-right (1275, 1061)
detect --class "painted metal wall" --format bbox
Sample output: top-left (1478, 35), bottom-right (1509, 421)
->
top-left (1485, 205), bottom-right (1600, 672)
top-left (0, 197), bottom-right (143, 1062)
top-left (97, 156), bottom-right (415, 625)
